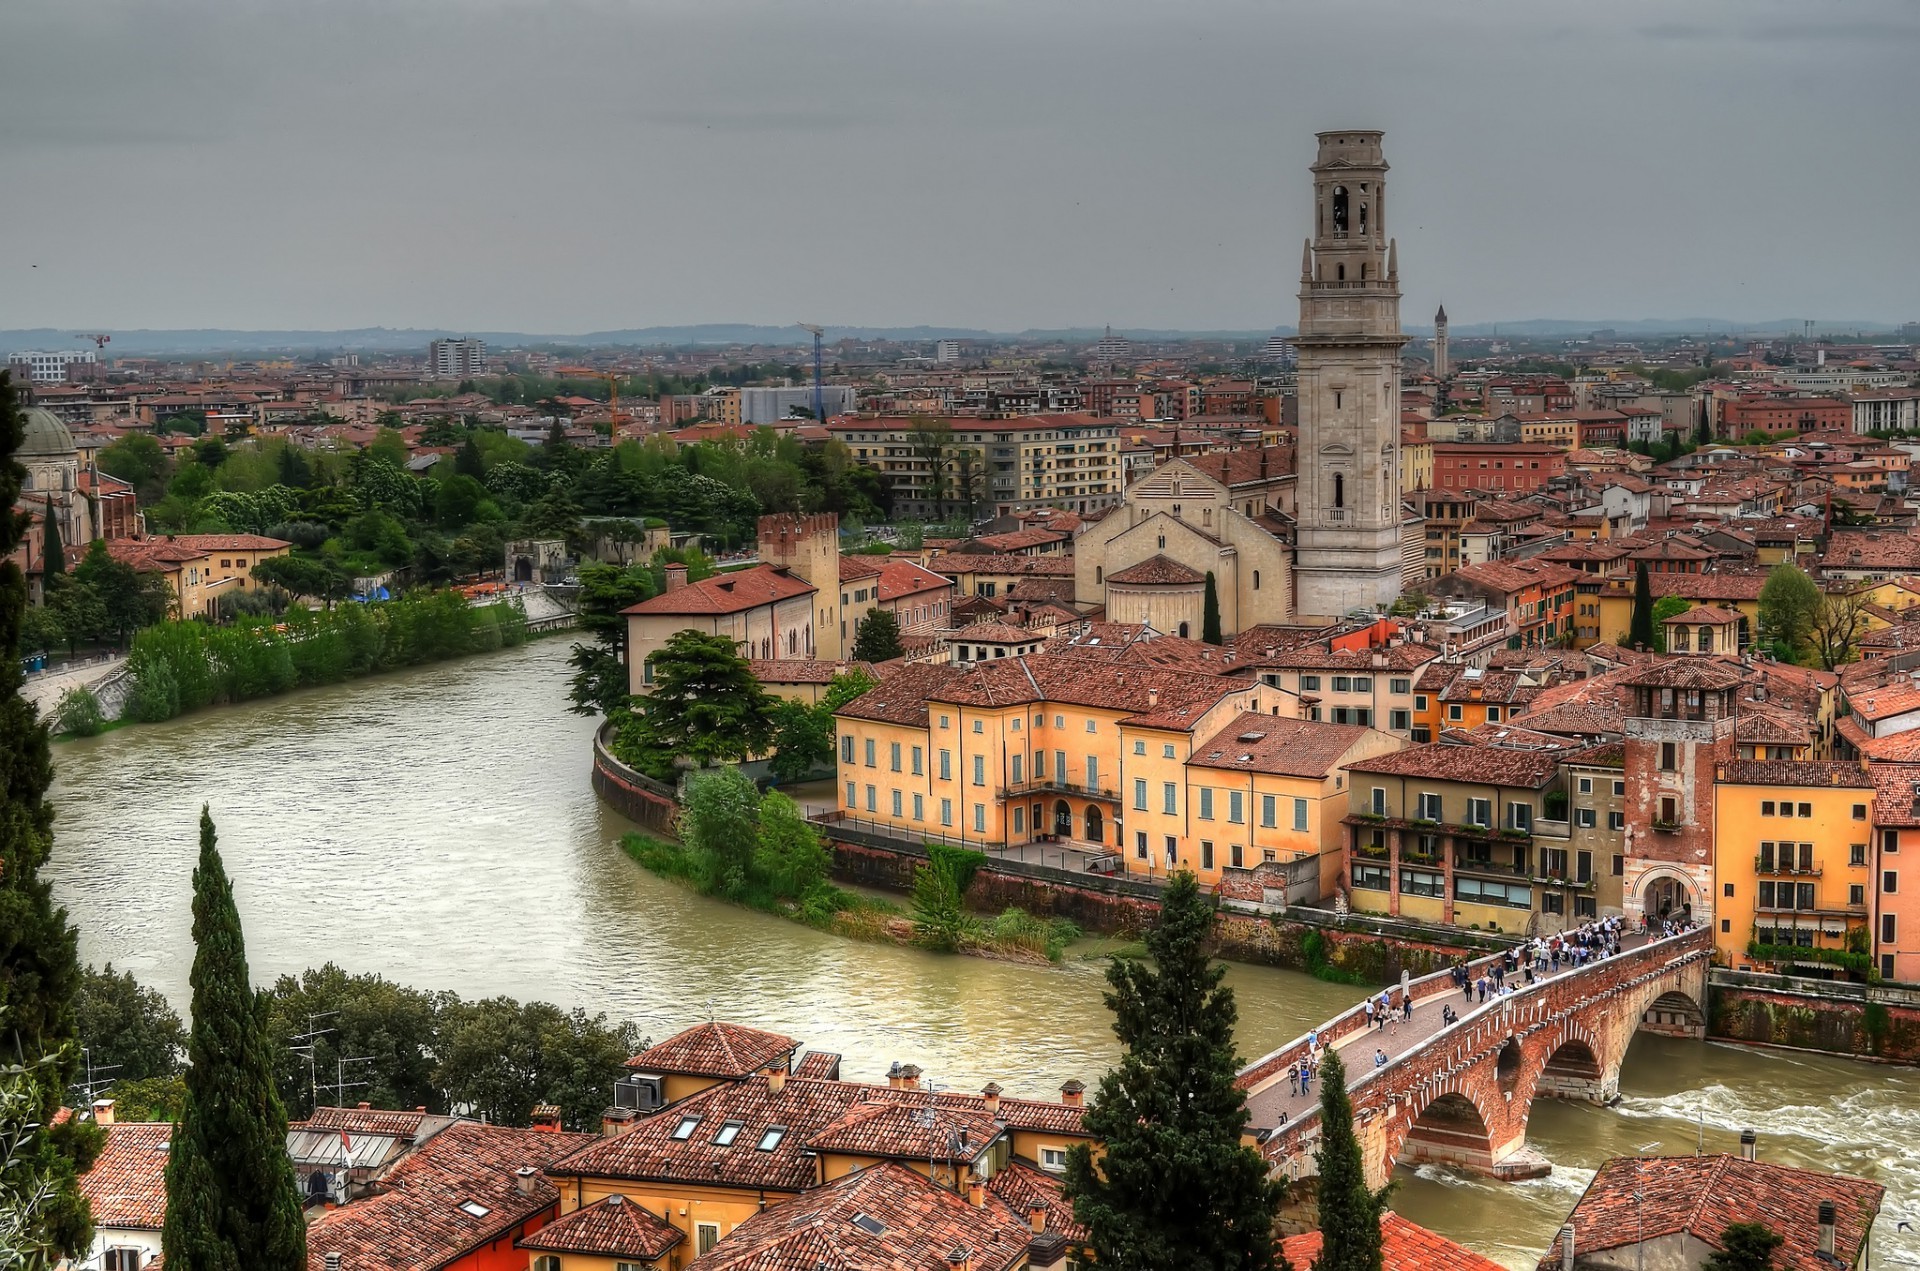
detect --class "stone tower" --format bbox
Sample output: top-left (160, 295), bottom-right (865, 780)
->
top-left (1432, 304), bottom-right (1450, 380)
top-left (758, 512), bottom-right (842, 660)
top-left (1292, 130), bottom-right (1410, 621)
top-left (1619, 659), bottom-right (1741, 930)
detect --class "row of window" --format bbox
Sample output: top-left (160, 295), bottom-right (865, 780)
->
top-left (1370, 788), bottom-right (1533, 830)
top-left (1134, 831), bottom-right (1281, 872)
top-left (1758, 799), bottom-right (1868, 820)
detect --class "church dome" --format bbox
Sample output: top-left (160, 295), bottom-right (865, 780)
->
top-left (18, 407), bottom-right (75, 459)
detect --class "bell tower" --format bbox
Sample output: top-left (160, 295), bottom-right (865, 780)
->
top-left (1292, 130), bottom-right (1409, 620)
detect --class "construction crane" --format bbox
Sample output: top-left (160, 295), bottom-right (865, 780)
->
top-left (596, 371), bottom-right (629, 433)
top-left (797, 323), bottom-right (825, 423)
top-left (73, 333), bottom-right (110, 350)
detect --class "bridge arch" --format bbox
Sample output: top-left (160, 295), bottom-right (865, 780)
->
top-left (1534, 1025), bottom-right (1616, 1105)
top-left (1387, 1082), bottom-right (1504, 1176)
top-left (1640, 988), bottom-right (1706, 1038)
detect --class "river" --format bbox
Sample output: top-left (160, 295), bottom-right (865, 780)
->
top-left (45, 638), bottom-right (1920, 1268)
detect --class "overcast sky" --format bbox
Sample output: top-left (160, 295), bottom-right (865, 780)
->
top-left (4, 0), bottom-right (1917, 334)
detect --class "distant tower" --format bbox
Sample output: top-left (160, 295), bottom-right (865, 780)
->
top-left (1291, 130), bottom-right (1410, 620)
top-left (758, 512), bottom-right (842, 660)
top-left (1432, 304), bottom-right (1450, 380)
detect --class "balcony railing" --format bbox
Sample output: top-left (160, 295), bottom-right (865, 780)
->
top-left (996, 778), bottom-right (1120, 803)
top-left (1754, 855), bottom-right (1823, 877)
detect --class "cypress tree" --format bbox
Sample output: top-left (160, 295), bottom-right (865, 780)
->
top-left (1310, 1047), bottom-right (1388, 1271)
top-left (1063, 872), bottom-right (1284, 1271)
top-left (0, 368), bottom-right (96, 1260)
top-left (1628, 558), bottom-right (1655, 651)
top-left (1203, 571), bottom-right (1224, 645)
top-left (42, 493), bottom-right (66, 582)
top-left (162, 807), bottom-right (308, 1271)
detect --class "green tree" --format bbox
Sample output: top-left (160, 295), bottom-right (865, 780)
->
top-left (76, 964), bottom-right (187, 1082)
top-left (1703, 1221), bottom-right (1785, 1271)
top-left (260, 965), bottom-right (444, 1121)
top-left (41, 494), bottom-right (65, 580)
top-left (768, 668), bottom-right (876, 784)
top-left (754, 791), bottom-right (831, 898)
top-left (433, 997), bottom-right (637, 1132)
top-left (1759, 562), bottom-right (1821, 659)
top-left (613, 630), bottom-right (775, 778)
top-left (51, 685), bottom-right (107, 737)
top-left (251, 555), bottom-right (351, 607)
top-left (1311, 1047), bottom-right (1388, 1271)
top-left (0, 369), bottom-right (96, 1261)
top-left (1809, 588), bottom-right (1870, 670)
top-left (680, 767), bottom-right (763, 891)
top-left (1650, 594), bottom-right (1691, 653)
top-left (565, 562), bottom-right (655, 717)
top-left (455, 435), bottom-right (487, 480)
top-left (852, 607), bottom-right (905, 662)
top-left (1062, 872), bottom-right (1283, 1271)
top-left (161, 807), bottom-right (308, 1271)
top-left (910, 844), bottom-right (987, 953)
top-left (1628, 558), bottom-right (1655, 651)
top-left (1203, 571), bottom-right (1223, 645)
top-left (73, 539), bottom-right (171, 644)
top-left (98, 433), bottom-right (171, 504)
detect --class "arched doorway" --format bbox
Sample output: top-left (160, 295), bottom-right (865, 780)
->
top-left (1642, 875), bottom-right (1693, 924)
top-left (513, 555), bottom-right (534, 583)
top-left (1053, 800), bottom-right (1072, 837)
top-left (1084, 805), bottom-right (1104, 844)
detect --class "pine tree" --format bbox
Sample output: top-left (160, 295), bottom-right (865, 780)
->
top-left (455, 434), bottom-right (487, 481)
top-left (162, 807), bottom-right (308, 1271)
top-left (1310, 1047), bottom-right (1388, 1271)
top-left (0, 368), bottom-right (96, 1260)
top-left (1203, 571), bottom-right (1224, 645)
top-left (852, 607), bottom-right (905, 662)
top-left (1628, 559), bottom-right (1655, 651)
top-left (41, 493), bottom-right (65, 582)
top-left (1704, 1222), bottom-right (1784, 1271)
top-left (1063, 872), bottom-right (1283, 1271)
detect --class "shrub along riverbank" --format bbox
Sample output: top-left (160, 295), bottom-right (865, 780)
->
top-left (625, 768), bottom-right (1081, 962)
top-left (108, 591), bottom-right (529, 726)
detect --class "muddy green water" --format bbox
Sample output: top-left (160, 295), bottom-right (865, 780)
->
top-left (45, 639), bottom-right (1920, 1267)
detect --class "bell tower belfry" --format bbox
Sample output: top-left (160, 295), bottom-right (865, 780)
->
top-left (1292, 130), bottom-right (1410, 621)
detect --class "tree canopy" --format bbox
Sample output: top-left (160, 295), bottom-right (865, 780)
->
top-left (852, 607), bottom-right (904, 662)
top-left (611, 630), bottom-right (776, 779)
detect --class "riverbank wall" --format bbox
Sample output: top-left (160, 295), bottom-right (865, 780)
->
top-left (1708, 968), bottom-right (1920, 1062)
top-left (825, 835), bottom-right (1510, 982)
top-left (591, 724), bottom-right (679, 836)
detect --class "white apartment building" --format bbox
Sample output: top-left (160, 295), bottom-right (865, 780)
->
top-left (428, 338), bottom-right (487, 379)
top-left (7, 350), bottom-right (97, 384)
top-left (827, 413), bottom-right (1123, 518)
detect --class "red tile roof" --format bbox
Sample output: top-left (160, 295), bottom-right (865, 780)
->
top-left (305, 1121), bottom-right (595, 1271)
top-left (627, 1022), bottom-right (798, 1079)
top-left (516, 1194), bottom-right (683, 1260)
top-left (79, 1121), bottom-right (171, 1231)
top-left (683, 1160), bottom-right (1035, 1271)
top-left (165, 533), bottom-right (291, 552)
top-left (1187, 713), bottom-right (1382, 778)
top-left (1715, 759), bottom-right (1872, 788)
top-left (1105, 554), bottom-right (1205, 586)
top-left (1539, 1154), bottom-right (1883, 1271)
top-left (805, 1100), bottom-right (1004, 1165)
top-left (298, 1105), bottom-right (433, 1140)
top-left (623, 565), bottom-right (815, 617)
top-left (927, 553), bottom-right (1076, 578)
top-left (1345, 740), bottom-right (1588, 789)
top-left (1284, 1212), bottom-right (1505, 1271)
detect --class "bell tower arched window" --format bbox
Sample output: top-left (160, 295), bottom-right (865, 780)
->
top-left (1331, 186), bottom-right (1348, 235)
top-left (1334, 473), bottom-right (1345, 509)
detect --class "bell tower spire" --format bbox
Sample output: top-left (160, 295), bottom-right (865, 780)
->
top-left (1291, 130), bottom-right (1411, 621)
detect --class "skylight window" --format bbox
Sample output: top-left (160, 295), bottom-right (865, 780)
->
top-left (671, 1116), bottom-right (701, 1141)
top-left (713, 1121), bottom-right (743, 1147)
top-left (756, 1126), bottom-right (787, 1151)
top-left (852, 1214), bottom-right (887, 1236)
top-left (459, 1201), bottom-right (491, 1218)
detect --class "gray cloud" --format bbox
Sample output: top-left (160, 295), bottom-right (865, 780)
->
top-left (3, 0), bottom-right (1916, 332)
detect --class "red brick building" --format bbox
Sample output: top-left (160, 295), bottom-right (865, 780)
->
top-left (1431, 443), bottom-right (1568, 494)
top-left (1721, 395), bottom-right (1852, 437)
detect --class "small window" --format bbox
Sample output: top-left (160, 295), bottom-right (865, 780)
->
top-left (1660, 742), bottom-right (1676, 771)
top-left (1040, 1146), bottom-right (1069, 1172)
top-left (1855, 804), bottom-right (1869, 821)
top-left (699, 1223), bottom-right (723, 1254)
top-left (1885, 871), bottom-right (1900, 895)
top-left (1613, 780), bottom-right (1625, 796)
top-left (459, 1201), bottom-right (491, 1218)
top-left (1798, 803), bottom-right (1812, 818)
top-left (1302, 675), bottom-right (1321, 691)
top-left (1577, 777), bottom-right (1593, 794)
top-left (972, 719), bottom-right (983, 734)
top-left (672, 1116), bottom-right (701, 1140)
top-left (852, 1214), bottom-right (887, 1236)
top-left (1761, 800), bottom-right (1775, 816)
top-left (713, 1121), bottom-right (743, 1146)
top-left (1163, 744), bottom-right (1176, 759)
top-left (757, 1126), bottom-right (787, 1151)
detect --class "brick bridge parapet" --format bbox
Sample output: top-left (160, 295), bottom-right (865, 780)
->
top-left (1242, 926), bottom-right (1711, 1191)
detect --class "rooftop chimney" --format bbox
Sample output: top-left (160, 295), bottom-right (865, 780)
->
top-left (92, 1099), bottom-right (115, 1127)
top-left (887, 1061), bottom-right (904, 1089)
top-left (1740, 1128), bottom-right (1757, 1160)
top-left (325, 1255), bottom-right (342, 1271)
top-left (981, 1083), bottom-right (1002, 1117)
top-left (768, 1067), bottom-right (786, 1096)
top-left (514, 1166), bottom-right (538, 1197)
top-left (600, 1107), bottom-right (637, 1138)
top-left (665, 562), bottom-right (689, 592)
top-left (899, 1063), bottom-right (923, 1091)
top-left (966, 1178), bottom-right (986, 1208)
top-left (1060, 1079), bottom-right (1085, 1108)
top-left (1147, 687), bottom-right (1160, 708)
top-left (531, 1104), bottom-right (563, 1133)
top-left (1029, 1201), bottom-right (1048, 1234)
top-left (358, 1101), bottom-right (371, 1110)
top-left (1558, 1224), bottom-right (1575, 1271)
top-left (1819, 1201), bottom-right (1836, 1257)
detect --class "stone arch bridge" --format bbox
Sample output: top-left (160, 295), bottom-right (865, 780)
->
top-left (1240, 927), bottom-right (1711, 1191)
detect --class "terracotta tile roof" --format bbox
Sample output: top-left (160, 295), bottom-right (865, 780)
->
top-left (747, 659), bottom-right (869, 685)
top-left (1241, 640), bottom-right (1438, 672)
top-left (971, 527), bottom-right (1070, 552)
top-left (1345, 741), bottom-right (1584, 789)
top-left (927, 553), bottom-right (1076, 578)
top-left (953, 621), bottom-right (1045, 643)
top-left (683, 1160), bottom-right (1035, 1271)
top-left (1668, 605), bottom-right (1744, 624)
top-left (835, 663), bottom-right (965, 728)
top-left (1180, 445), bottom-right (1295, 487)
top-left (305, 1121), bottom-right (595, 1271)
top-left (1105, 554), bottom-right (1205, 586)
top-left (1540, 1154), bottom-right (1883, 1271)
top-left (106, 537), bottom-right (210, 571)
top-left (986, 1159), bottom-right (1086, 1243)
top-left (805, 1100), bottom-right (1004, 1165)
top-left (1601, 571), bottom-right (1769, 602)
top-left (298, 1106), bottom-right (433, 1140)
top-left (165, 533), bottom-right (291, 552)
top-left (626, 1022), bottom-right (799, 1079)
top-left (1871, 764), bottom-right (1920, 827)
top-left (1619, 656), bottom-right (1750, 691)
top-left (1821, 530), bottom-right (1920, 572)
top-left (792, 1051), bottom-right (843, 1080)
top-left (1284, 1212), bottom-right (1504, 1271)
top-left (1847, 682), bottom-right (1920, 722)
top-left (1187, 713), bottom-right (1381, 777)
top-left (1715, 759), bottom-right (1871, 788)
top-left (840, 556), bottom-right (953, 602)
top-left (622, 565), bottom-right (816, 617)
top-left (1517, 701), bottom-right (1625, 738)
top-left (79, 1121), bottom-right (171, 1231)
top-left (516, 1194), bottom-right (683, 1260)
top-left (1443, 558), bottom-right (1584, 597)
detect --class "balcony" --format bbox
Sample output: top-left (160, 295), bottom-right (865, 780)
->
top-left (1533, 818), bottom-right (1571, 839)
top-left (1754, 855), bottom-right (1823, 877)
top-left (1650, 819), bottom-right (1684, 833)
top-left (996, 778), bottom-right (1120, 803)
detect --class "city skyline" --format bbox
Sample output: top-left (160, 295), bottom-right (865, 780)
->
top-left (6, 0), bottom-right (1918, 333)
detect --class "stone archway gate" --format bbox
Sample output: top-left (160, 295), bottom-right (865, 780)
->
top-left (1241, 926), bottom-right (1711, 1191)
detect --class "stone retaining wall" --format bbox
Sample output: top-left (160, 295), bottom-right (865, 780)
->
top-left (1708, 968), bottom-right (1920, 1063)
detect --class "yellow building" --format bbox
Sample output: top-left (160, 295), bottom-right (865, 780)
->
top-left (1595, 574), bottom-right (1763, 650)
top-left (167, 533), bottom-right (292, 603)
top-left (1400, 431), bottom-right (1433, 494)
top-left (1713, 759), bottom-right (1875, 972)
